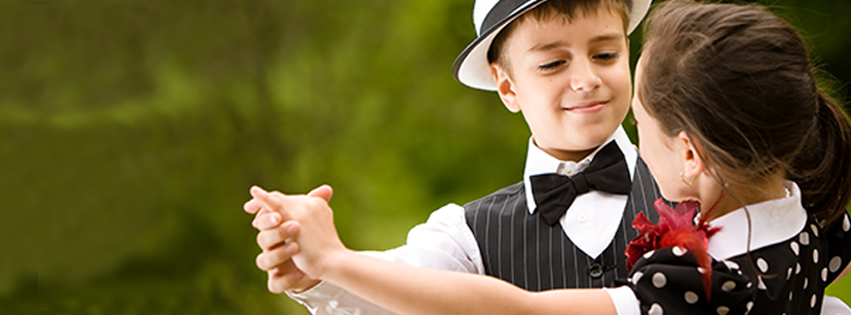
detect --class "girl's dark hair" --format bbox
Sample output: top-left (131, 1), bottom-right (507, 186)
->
top-left (639, 0), bottom-right (851, 225)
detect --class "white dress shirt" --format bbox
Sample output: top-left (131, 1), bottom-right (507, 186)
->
top-left (288, 127), bottom-right (638, 315)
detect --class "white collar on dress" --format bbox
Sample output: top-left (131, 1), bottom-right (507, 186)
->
top-left (522, 126), bottom-right (638, 214)
top-left (706, 181), bottom-right (808, 260)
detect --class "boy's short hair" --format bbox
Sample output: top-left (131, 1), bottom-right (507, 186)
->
top-left (488, 0), bottom-right (632, 74)
top-left (452, 0), bottom-right (650, 91)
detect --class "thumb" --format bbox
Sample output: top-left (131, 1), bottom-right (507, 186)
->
top-left (307, 184), bottom-right (333, 202)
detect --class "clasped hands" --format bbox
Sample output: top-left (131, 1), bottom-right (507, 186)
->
top-left (244, 185), bottom-right (348, 293)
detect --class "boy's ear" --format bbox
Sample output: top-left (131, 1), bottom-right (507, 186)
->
top-left (490, 63), bottom-right (521, 113)
top-left (678, 131), bottom-right (705, 179)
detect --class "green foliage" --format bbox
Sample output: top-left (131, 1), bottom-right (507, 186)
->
top-left (9, 0), bottom-right (851, 313)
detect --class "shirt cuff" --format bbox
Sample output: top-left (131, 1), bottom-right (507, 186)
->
top-left (603, 286), bottom-right (641, 315)
top-left (286, 280), bottom-right (344, 313)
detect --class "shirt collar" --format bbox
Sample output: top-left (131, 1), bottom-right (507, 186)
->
top-left (523, 126), bottom-right (637, 214)
top-left (706, 181), bottom-right (808, 260)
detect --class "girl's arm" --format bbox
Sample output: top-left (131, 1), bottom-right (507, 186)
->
top-left (250, 186), bottom-right (620, 315)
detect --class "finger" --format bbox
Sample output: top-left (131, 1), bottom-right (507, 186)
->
top-left (307, 184), bottom-right (334, 202)
top-left (268, 261), bottom-right (322, 293)
top-left (256, 242), bottom-right (300, 271)
top-left (271, 258), bottom-right (299, 276)
top-left (251, 208), bottom-right (270, 229)
top-left (269, 190), bottom-right (288, 199)
top-left (253, 210), bottom-right (283, 230)
top-left (244, 197), bottom-right (264, 214)
top-left (250, 186), bottom-right (292, 220)
top-left (268, 267), bottom-right (305, 294)
top-left (257, 222), bottom-right (301, 250)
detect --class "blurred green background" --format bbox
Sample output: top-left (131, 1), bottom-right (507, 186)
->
top-left (10, 0), bottom-right (850, 313)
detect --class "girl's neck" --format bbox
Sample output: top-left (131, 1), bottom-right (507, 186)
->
top-left (700, 174), bottom-right (788, 222)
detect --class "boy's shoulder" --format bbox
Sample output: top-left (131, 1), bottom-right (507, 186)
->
top-left (462, 181), bottom-right (525, 210)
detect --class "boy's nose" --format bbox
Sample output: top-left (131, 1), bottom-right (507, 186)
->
top-left (569, 59), bottom-right (602, 93)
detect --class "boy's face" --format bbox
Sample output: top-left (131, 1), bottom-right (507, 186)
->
top-left (491, 8), bottom-right (631, 161)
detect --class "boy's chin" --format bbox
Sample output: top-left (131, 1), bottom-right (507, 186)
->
top-left (568, 128), bottom-right (620, 149)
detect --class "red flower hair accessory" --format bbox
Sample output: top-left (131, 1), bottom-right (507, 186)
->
top-left (625, 198), bottom-right (721, 299)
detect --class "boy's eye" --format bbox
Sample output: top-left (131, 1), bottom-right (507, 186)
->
top-left (594, 52), bottom-right (619, 61)
top-left (538, 60), bottom-right (566, 71)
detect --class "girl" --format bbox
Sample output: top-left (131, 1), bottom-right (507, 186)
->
top-left (253, 1), bottom-right (851, 314)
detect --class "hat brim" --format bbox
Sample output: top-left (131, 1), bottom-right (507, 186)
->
top-left (452, 0), bottom-right (652, 91)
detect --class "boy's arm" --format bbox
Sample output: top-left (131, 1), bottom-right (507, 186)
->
top-left (252, 187), bottom-right (620, 315)
top-left (252, 188), bottom-right (484, 314)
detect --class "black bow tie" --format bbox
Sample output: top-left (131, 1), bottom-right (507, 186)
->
top-left (530, 142), bottom-right (631, 226)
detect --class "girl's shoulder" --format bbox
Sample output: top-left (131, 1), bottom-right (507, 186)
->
top-left (628, 212), bottom-right (850, 315)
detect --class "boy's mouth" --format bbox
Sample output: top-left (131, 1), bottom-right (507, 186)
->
top-left (563, 101), bottom-right (608, 113)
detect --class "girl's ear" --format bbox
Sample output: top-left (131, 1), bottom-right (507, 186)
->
top-left (490, 63), bottom-right (521, 113)
top-left (678, 131), bottom-right (705, 180)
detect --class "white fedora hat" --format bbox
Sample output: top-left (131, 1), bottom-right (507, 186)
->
top-left (452, 0), bottom-right (652, 91)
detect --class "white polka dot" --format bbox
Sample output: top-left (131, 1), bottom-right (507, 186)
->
top-left (758, 276), bottom-right (767, 290)
top-left (800, 231), bottom-right (810, 245)
top-left (811, 224), bottom-right (819, 237)
top-left (829, 256), bottom-right (843, 273)
top-left (644, 250), bottom-right (655, 259)
top-left (717, 306), bottom-right (730, 315)
top-left (796, 262), bottom-right (801, 274)
top-left (787, 267), bottom-right (793, 280)
top-left (721, 280), bottom-right (736, 292)
top-left (684, 291), bottom-right (699, 304)
top-left (672, 246), bottom-right (686, 256)
top-left (843, 214), bottom-right (850, 232)
top-left (803, 277), bottom-right (809, 290)
top-left (698, 267), bottom-right (707, 274)
top-left (789, 291), bottom-right (794, 301)
top-left (632, 271), bottom-right (644, 285)
top-left (746, 301), bottom-right (754, 312)
top-left (811, 294), bottom-right (818, 308)
top-left (652, 272), bottom-right (667, 288)
top-left (822, 268), bottom-right (829, 282)
top-left (649, 303), bottom-right (664, 315)
top-left (724, 260), bottom-right (739, 270)
top-left (757, 257), bottom-right (769, 273)
top-left (813, 248), bottom-right (819, 264)
top-left (747, 281), bottom-right (753, 288)
top-left (790, 242), bottom-right (799, 256)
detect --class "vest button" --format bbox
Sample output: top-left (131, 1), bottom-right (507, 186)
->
top-left (589, 263), bottom-right (603, 278)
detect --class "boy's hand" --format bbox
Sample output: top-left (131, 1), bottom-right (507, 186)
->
top-left (250, 186), bottom-right (348, 280)
top-left (245, 185), bottom-right (333, 293)
top-left (244, 184), bottom-right (333, 215)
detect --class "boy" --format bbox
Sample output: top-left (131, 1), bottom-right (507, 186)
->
top-left (247, 0), bottom-right (659, 313)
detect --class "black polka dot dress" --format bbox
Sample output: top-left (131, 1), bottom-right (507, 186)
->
top-left (628, 185), bottom-right (851, 315)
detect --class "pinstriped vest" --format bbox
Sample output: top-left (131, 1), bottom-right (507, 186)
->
top-left (464, 157), bottom-right (663, 291)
